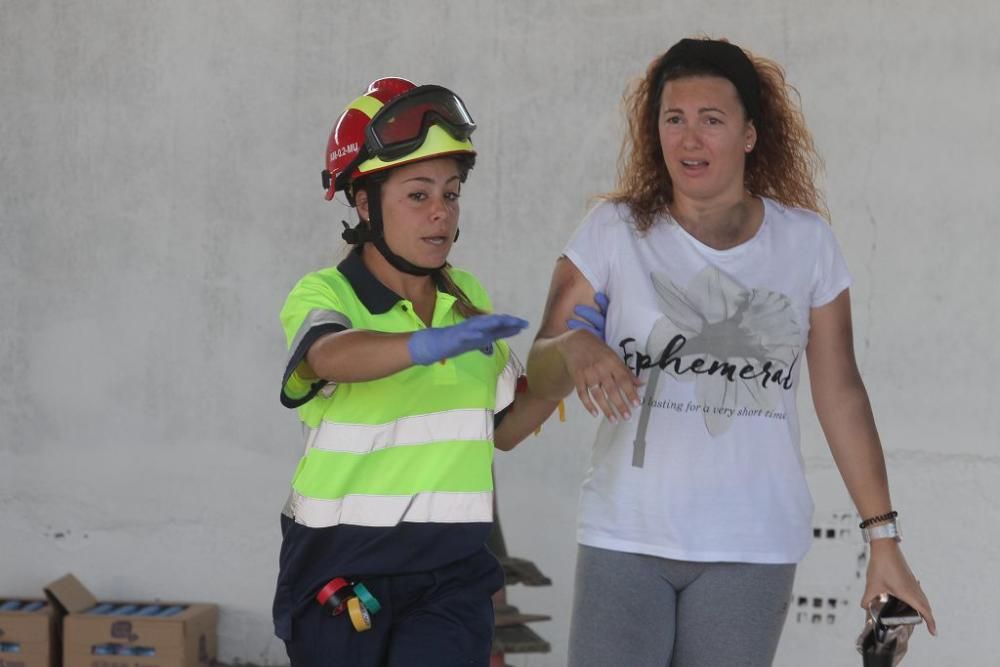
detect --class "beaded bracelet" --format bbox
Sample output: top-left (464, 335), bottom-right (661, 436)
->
top-left (859, 510), bottom-right (898, 529)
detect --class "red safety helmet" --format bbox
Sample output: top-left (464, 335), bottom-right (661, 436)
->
top-left (322, 77), bottom-right (477, 202)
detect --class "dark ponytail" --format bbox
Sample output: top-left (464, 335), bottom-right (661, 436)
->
top-left (433, 267), bottom-right (487, 319)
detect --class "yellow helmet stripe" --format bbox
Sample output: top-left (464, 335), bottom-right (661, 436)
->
top-left (348, 94), bottom-right (383, 119)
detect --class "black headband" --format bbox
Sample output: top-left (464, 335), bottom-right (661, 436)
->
top-left (656, 38), bottom-right (761, 123)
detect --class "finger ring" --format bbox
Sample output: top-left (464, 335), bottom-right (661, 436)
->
top-left (589, 384), bottom-right (601, 391)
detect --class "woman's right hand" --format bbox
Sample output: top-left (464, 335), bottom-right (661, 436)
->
top-left (408, 314), bottom-right (529, 365)
top-left (557, 328), bottom-right (642, 422)
top-left (863, 540), bottom-right (937, 636)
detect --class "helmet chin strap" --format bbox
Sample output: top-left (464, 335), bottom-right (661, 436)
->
top-left (373, 236), bottom-right (441, 276)
top-left (340, 180), bottom-right (454, 277)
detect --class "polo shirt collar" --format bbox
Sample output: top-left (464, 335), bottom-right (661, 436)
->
top-left (337, 247), bottom-right (402, 314)
top-left (337, 247), bottom-right (451, 316)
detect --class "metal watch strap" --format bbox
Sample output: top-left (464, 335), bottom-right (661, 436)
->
top-left (862, 519), bottom-right (901, 543)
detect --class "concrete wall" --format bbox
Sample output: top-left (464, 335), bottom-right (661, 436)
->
top-left (2, 1), bottom-right (997, 664)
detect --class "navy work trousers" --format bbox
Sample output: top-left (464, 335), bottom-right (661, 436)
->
top-left (284, 548), bottom-right (504, 667)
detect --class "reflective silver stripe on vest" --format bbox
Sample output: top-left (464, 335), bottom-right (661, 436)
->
top-left (282, 489), bottom-right (493, 528)
top-left (306, 408), bottom-right (494, 455)
top-left (288, 308), bottom-right (352, 358)
top-left (495, 351), bottom-right (523, 413)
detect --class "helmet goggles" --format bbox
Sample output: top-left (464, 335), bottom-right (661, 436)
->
top-left (333, 85), bottom-right (476, 193)
top-left (365, 84), bottom-right (476, 162)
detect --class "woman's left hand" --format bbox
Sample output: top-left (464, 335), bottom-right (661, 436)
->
top-left (863, 540), bottom-right (937, 636)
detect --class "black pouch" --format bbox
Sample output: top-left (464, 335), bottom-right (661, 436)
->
top-left (856, 594), bottom-right (923, 666)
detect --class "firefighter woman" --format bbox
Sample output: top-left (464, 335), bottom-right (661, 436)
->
top-left (271, 78), bottom-right (559, 666)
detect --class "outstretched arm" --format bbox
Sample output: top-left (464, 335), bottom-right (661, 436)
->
top-left (303, 314), bottom-right (529, 383)
top-left (303, 330), bottom-right (413, 383)
top-left (808, 289), bottom-right (936, 635)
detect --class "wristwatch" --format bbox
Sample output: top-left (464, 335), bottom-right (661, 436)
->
top-left (862, 519), bottom-right (901, 543)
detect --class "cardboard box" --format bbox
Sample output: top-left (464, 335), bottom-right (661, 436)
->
top-left (45, 575), bottom-right (217, 667)
top-left (0, 597), bottom-right (58, 667)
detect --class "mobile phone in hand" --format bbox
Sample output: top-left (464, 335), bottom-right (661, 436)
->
top-left (877, 594), bottom-right (923, 626)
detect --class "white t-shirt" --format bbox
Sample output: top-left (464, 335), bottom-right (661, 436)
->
top-left (563, 197), bottom-right (852, 564)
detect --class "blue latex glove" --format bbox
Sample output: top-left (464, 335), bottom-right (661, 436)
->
top-left (567, 292), bottom-right (609, 340)
top-left (408, 313), bottom-right (529, 365)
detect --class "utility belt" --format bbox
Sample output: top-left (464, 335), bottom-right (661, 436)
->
top-left (315, 578), bottom-right (382, 632)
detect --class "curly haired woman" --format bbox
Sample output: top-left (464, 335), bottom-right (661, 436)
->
top-left (527, 37), bottom-right (935, 666)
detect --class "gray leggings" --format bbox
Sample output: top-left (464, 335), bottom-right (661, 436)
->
top-left (567, 544), bottom-right (795, 667)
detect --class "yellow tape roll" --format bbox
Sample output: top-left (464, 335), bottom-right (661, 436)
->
top-left (347, 596), bottom-right (372, 632)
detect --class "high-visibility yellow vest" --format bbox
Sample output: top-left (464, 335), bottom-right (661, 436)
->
top-left (279, 250), bottom-right (516, 530)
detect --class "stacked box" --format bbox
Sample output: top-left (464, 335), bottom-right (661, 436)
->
top-left (0, 599), bottom-right (58, 667)
top-left (45, 575), bottom-right (217, 667)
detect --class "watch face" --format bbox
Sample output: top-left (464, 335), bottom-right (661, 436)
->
top-left (863, 520), bottom-right (900, 543)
